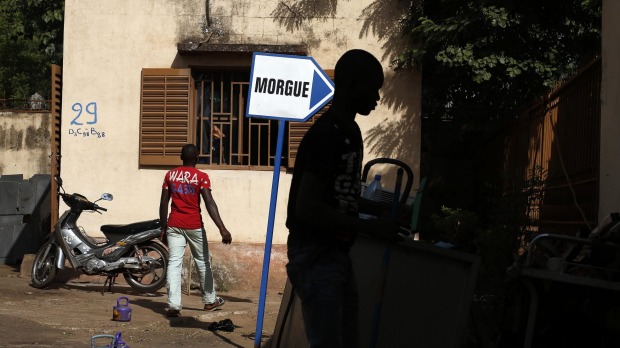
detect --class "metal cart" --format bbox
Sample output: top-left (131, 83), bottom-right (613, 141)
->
top-left (508, 213), bottom-right (620, 347)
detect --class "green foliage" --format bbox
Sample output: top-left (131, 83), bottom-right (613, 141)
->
top-left (398, 0), bottom-right (601, 122)
top-left (431, 206), bottom-right (478, 244)
top-left (405, 3), bottom-right (598, 290)
top-left (485, 165), bottom-right (547, 253)
top-left (0, 0), bottom-right (64, 99)
top-left (430, 165), bottom-right (548, 292)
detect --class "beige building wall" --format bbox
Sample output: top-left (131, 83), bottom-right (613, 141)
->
top-left (61, 0), bottom-right (421, 247)
top-left (599, 0), bottom-right (620, 218)
top-left (0, 112), bottom-right (51, 177)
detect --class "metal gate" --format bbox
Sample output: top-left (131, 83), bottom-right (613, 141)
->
top-left (50, 64), bottom-right (62, 232)
top-left (497, 57), bottom-right (601, 236)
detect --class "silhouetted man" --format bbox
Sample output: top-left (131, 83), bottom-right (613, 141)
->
top-left (286, 49), bottom-right (400, 347)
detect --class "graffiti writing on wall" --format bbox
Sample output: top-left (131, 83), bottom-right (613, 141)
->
top-left (68, 127), bottom-right (105, 138)
top-left (71, 102), bottom-right (97, 125)
top-left (68, 102), bottom-right (107, 138)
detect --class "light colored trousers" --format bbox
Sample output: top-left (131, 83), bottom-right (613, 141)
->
top-left (166, 226), bottom-right (216, 310)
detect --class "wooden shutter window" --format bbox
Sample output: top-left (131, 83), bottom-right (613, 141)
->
top-left (287, 69), bottom-right (334, 169)
top-left (139, 68), bottom-right (193, 166)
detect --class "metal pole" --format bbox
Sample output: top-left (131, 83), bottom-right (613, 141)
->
top-left (254, 120), bottom-right (286, 347)
top-left (370, 168), bottom-right (403, 347)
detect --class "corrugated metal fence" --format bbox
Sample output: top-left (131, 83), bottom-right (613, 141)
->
top-left (496, 57), bottom-right (601, 237)
top-left (0, 174), bottom-right (51, 264)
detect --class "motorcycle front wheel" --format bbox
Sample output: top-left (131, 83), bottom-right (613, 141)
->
top-left (123, 241), bottom-right (168, 292)
top-left (31, 243), bottom-right (58, 288)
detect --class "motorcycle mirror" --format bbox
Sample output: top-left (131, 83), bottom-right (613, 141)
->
top-left (101, 193), bottom-right (113, 201)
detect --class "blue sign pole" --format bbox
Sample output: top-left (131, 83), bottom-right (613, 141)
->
top-left (254, 119), bottom-right (286, 348)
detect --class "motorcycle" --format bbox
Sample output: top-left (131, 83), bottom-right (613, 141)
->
top-left (31, 178), bottom-right (168, 293)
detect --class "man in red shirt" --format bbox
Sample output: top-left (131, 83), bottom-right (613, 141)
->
top-left (159, 144), bottom-right (232, 317)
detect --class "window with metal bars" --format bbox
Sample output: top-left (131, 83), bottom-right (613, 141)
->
top-left (139, 68), bottom-right (333, 170)
top-left (193, 70), bottom-right (283, 169)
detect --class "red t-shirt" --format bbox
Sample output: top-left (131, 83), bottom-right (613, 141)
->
top-left (162, 166), bottom-right (211, 229)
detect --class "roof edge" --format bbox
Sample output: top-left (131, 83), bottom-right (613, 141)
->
top-left (177, 42), bottom-right (308, 55)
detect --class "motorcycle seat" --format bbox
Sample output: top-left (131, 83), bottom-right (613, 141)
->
top-left (100, 219), bottom-right (161, 235)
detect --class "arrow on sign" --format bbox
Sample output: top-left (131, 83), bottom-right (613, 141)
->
top-left (246, 52), bottom-right (335, 122)
top-left (310, 70), bottom-right (333, 110)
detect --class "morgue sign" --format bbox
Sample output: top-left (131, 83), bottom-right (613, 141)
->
top-left (246, 52), bottom-right (335, 122)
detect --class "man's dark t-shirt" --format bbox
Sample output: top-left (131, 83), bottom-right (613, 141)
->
top-left (286, 110), bottom-right (363, 250)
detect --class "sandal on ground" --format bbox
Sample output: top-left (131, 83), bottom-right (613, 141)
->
top-left (204, 297), bottom-right (225, 311)
top-left (208, 318), bottom-right (235, 332)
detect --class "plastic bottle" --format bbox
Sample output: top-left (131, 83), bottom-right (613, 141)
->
top-left (114, 331), bottom-right (129, 348)
top-left (363, 174), bottom-right (383, 202)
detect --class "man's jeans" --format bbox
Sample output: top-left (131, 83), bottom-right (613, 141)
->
top-left (287, 244), bottom-right (359, 348)
top-left (166, 227), bottom-right (216, 310)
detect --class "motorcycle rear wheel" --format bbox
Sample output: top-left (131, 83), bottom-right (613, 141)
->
top-left (123, 241), bottom-right (168, 292)
top-left (31, 243), bottom-right (57, 288)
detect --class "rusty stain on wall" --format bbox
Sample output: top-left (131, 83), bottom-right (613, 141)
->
top-left (173, 0), bottom-right (213, 43)
top-left (25, 115), bottom-right (51, 149)
top-left (0, 114), bottom-right (50, 150)
top-left (0, 125), bottom-right (23, 150)
top-left (200, 243), bottom-right (288, 292)
top-left (0, 112), bottom-right (51, 176)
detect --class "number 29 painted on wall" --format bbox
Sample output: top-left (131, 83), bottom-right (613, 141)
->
top-left (71, 102), bottom-right (98, 125)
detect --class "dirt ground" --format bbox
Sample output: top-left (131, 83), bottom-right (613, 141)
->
top-left (0, 264), bottom-right (283, 348)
